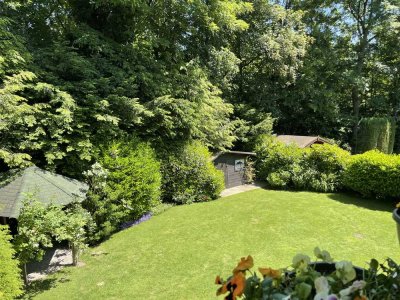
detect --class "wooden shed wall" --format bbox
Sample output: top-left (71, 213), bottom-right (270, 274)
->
top-left (213, 153), bottom-right (249, 188)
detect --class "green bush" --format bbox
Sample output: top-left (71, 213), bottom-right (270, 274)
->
top-left (161, 141), bottom-right (224, 204)
top-left (343, 150), bottom-right (400, 198)
top-left (267, 170), bottom-right (291, 188)
top-left (255, 135), bottom-right (302, 188)
top-left (255, 136), bottom-right (350, 192)
top-left (83, 138), bottom-right (161, 240)
top-left (293, 144), bottom-right (350, 192)
top-left (0, 226), bottom-right (23, 300)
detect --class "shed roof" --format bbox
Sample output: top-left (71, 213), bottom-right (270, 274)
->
top-left (212, 150), bottom-right (256, 161)
top-left (276, 135), bottom-right (332, 148)
top-left (0, 166), bottom-right (88, 219)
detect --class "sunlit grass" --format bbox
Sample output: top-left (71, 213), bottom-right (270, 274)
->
top-left (29, 189), bottom-right (399, 300)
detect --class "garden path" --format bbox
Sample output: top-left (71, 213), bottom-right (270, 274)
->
top-left (220, 182), bottom-right (265, 197)
top-left (27, 248), bottom-right (73, 282)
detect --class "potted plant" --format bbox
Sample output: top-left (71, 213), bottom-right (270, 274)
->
top-left (215, 247), bottom-right (399, 300)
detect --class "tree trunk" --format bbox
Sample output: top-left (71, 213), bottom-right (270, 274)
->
top-left (352, 33), bottom-right (368, 151)
top-left (352, 85), bottom-right (361, 152)
top-left (72, 244), bottom-right (78, 266)
top-left (23, 263), bottom-right (28, 285)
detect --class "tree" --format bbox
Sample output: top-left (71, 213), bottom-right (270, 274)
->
top-left (0, 226), bottom-right (23, 299)
top-left (83, 138), bottom-right (161, 241)
top-left (14, 196), bottom-right (92, 283)
top-left (14, 196), bottom-right (57, 284)
top-left (56, 202), bottom-right (94, 266)
top-left (143, 61), bottom-right (237, 150)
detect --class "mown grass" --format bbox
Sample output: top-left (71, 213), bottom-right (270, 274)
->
top-left (29, 189), bottom-right (399, 300)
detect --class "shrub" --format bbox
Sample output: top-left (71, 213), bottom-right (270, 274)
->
top-left (267, 170), bottom-right (291, 188)
top-left (83, 137), bottom-right (161, 240)
top-left (293, 144), bottom-right (350, 192)
top-left (161, 141), bottom-right (224, 204)
top-left (243, 158), bottom-right (256, 184)
top-left (0, 226), bottom-right (23, 299)
top-left (255, 136), bottom-right (350, 192)
top-left (343, 150), bottom-right (400, 198)
top-left (255, 135), bottom-right (302, 188)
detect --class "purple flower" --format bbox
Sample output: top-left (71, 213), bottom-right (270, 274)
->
top-left (120, 212), bottom-right (152, 230)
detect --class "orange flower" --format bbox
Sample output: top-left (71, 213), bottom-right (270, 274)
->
top-left (215, 275), bottom-right (223, 285)
top-left (216, 272), bottom-right (246, 300)
top-left (258, 267), bottom-right (281, 279)
top-left (354, 296), bottom-right (368, 300)
top-left (232, 255), bottom-right (254, 274)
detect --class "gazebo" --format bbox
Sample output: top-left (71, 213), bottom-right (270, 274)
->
top-left (0, 166), bottom-right (88, 225)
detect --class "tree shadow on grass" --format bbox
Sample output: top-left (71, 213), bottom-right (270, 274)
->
top-left (327, 192), bottom-right (396, 213)
top-left (19, 269), bottom-right (71, 300)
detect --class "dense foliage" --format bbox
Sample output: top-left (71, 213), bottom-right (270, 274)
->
top-left (343, 150), bottom-right (400, 199)
top-left (14, 196), bottom-right (92, 282)
top-left (1, 0), bottom-right (399, 179)
top-left (160, 141), bottom-right (224, 204)
top-left (83, 138), bottom-right (161, 240)
top-left (356, 117), bottom-right (396, 154)
top-left (256, 136), bottom-right (400, 199)
top-left (293, 144), bottom-right (351, 192)
top-left (255, 135), bottom-right (302, 189)
top-left (255, 137), bottom-right (350, 192)
top-left (0, 226), bottom-right (23, 300)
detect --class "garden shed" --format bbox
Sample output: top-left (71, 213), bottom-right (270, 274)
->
top-left (0, 166), bottom-right (88, 226)
top-left (276, 135), bottom-right (332, 148)
top-left (212, 151), bottom-right (256, 188)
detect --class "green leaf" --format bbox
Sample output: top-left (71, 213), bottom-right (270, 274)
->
top-left (295, 282), bottom-right (312, 300)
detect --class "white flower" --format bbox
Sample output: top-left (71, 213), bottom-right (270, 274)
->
top-left (315, 276), bottom-right (329, 294)
top-left (339, 280), bottom-right (366, 298)
top-left (314, 292), bottom-right (339, 300)
top-left (292, 253), bottom-right (311, 271)
top-left (335, 261), bottom-right (356, 284)
top-left (314, 247), bottom-right (333, 262)
top-left (314, 276), bottom-right (339, 300)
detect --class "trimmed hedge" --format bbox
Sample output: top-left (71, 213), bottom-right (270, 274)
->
top-left (343, 150), bottom-right (400, 198)
top-left (356, 117), bottom-right (396, 154)
top-left (256, 136), bottom-right (400, 199)
top-left (161, 141), bottom-right (224, 204)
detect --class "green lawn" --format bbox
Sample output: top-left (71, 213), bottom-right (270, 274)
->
top-left (28, 189), bottom-right (399, 300)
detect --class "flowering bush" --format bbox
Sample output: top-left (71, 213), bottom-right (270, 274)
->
top-left (215, 248), bottom-right (400, 300)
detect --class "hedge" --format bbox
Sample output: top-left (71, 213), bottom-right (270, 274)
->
top-left (255, 136), bottom-right (400, 199)
top-left (343, 150), bottom-right (400, 198)
top-left (356, 117), bottom-right (396, 154)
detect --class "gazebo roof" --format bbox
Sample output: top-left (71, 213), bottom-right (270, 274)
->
top-left (0, 166), bottom-right (88, 219)
top-left (276, 135), bottom-right (332, 148)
